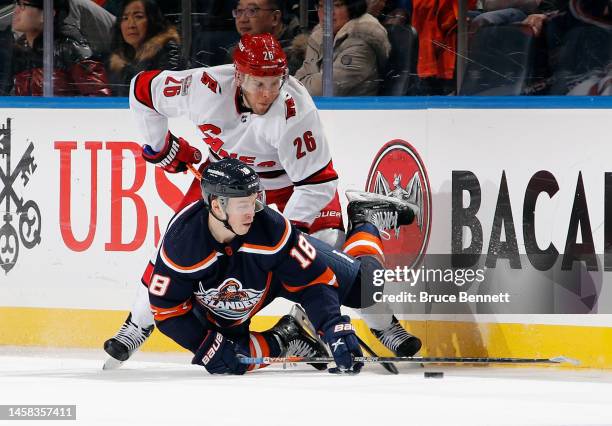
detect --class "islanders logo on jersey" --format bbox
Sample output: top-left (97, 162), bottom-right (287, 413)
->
top-left (366, 140), bottom-right (432, 269)
top-left (195, 278), bottom-right (265, 321)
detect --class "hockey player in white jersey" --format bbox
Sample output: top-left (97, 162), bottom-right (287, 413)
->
top-left (103, 33), bottom-right (421, 368)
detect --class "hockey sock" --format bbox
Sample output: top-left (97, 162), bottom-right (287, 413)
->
top-left (358, 307), bottom-right (394, 331)
top-left (342, 223), bottom-right (385, 265)
top-left (130, 283), bottom-right (155, 328)
top-left (343, 224), bottom-right (394, 330)
top-left (245, 331), bottom-right (282, 371)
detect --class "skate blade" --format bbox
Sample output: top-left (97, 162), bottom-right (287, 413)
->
top-left (289, 304), bottom-right (332, 358)
top-left (289, 305), bottom-right (317, 337)
top-left (102, 357), bottom-right (124, 370)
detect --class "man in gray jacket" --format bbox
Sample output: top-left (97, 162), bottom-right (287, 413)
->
top-left (295, 0), bottom-right (390, 96)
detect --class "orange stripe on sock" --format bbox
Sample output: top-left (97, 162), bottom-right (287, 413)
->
top-left (343, 231), bottom-right (385, 262)
top-left (343, 231), bottom-right (383, 251)
top-left (345, 245), bottom-right (383, 259)
top-left (248, 332), bottom-right (270, 371)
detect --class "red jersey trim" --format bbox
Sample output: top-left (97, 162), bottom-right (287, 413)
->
top-left (133, 70), bottom-right (161, 110)
top-left (294, 161), bottom-right (338, 186)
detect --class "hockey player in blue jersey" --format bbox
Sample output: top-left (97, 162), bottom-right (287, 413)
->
top-left (146, 158), bottom-right (419, 374)
top-left (104, 33), bottom-right (424, 368)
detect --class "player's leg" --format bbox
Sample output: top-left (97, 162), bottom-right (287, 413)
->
top-left (103, 283), bottom-right (154, 364)
top-left (342, 192), bottom-right (422, 357)
top-left (257, 314), bottom-right (329, 370)
top-left (268, 186), bottom-right (346, 249)
top-left (103, 174), bottom-right (205, 366)
top-left (197, 312), bottom-right (329, 374)
top-left (213, 312), bottom-right (328, 373)
top-left (309, 190), bottom-right (346, 249)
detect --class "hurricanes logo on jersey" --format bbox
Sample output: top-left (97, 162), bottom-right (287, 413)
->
top-left (366, 140), bottom-right (432, 269)
top-left (195, 278), bottom-right (264, 321)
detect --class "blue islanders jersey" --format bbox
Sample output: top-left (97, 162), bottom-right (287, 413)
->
top-left (147, 201), bottom-right (360, 353)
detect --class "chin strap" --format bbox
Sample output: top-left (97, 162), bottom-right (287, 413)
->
top-left (214, 210), bottom-right (238, 235)
top-left (207, 197), bottom-right (238, 235)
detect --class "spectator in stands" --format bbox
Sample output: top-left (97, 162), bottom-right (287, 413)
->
top-left (469, 0), bottom-right (569, 36)
top-left (190, 1), bottom-right (238, 67)
top-left (0, 28), bottom-right (12, 96)
top-left (225, 0), bottom-right (306, 75)
top-left (367, 0), bottom-right (412, 26)
top-left (10, 0), bottom-right (111, 96)
top-left (567, 62), bottom-right (612, 94)
top-left (547, 0), bottom-right (612, 94)
top-left (98, 0), bottom-right (121, 16)
top-left (107, 0), bottom-right (186, 96)
top-left (412, 0), bottom-right (476, 95)
top-left (0, 1), bottom-right (12, 96)
top-left (295, 0), bottom-right (390, 96)
top-left (65, 0), bottom-right (116, 58)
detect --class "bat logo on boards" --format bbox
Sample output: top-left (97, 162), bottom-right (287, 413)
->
top-left (0, 118), bottom-right (42, 274)
top-left (366, 140), bottom-right (432, 269)
top-left (195, 277), bottom-right (265, 322)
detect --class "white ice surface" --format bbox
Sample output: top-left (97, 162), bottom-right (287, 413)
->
top-left (0, 347), bottom-right (611, 426)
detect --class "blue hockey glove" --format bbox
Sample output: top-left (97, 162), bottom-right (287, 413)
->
top-left (322, 316), bottom-right (363, 374)
top-left (192, 331), bottom-right (249, 375)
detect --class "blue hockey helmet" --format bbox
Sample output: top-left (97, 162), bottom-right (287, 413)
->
top-left (201, 158), bottom-right (265, 214)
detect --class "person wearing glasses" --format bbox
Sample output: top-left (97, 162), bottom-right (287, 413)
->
top-left (10, 0), bottom-right (111, 95)
top-left (295, 0), bottom-right (391, 96)
top-left (226, 0), bottom-right (306, 75)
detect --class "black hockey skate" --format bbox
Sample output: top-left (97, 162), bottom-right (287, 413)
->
top-left (371, 316), bottom-right (422, 357)
top-left (103, 313), bottom-right (154, 369)
top-left (270, 315), bottom-right (329, 371)
top-left (346, 190), bottom-right (417, 239)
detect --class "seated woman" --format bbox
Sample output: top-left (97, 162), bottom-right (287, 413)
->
top-left (10, 0), bottom-right (111, 96)
top-left (107, 0), bottom-right (186, 96)
top-left (294, 0), bottom-right (391, 96)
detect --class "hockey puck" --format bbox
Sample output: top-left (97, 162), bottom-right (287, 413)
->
top-left (424, 371), bottom-right (444, 378)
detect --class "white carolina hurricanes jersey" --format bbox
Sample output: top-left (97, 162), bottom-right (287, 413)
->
top-left (129, 64), bottom-right (338, 226)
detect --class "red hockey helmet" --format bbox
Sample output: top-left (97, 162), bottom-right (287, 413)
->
top-left (233, 33), bottom-right (288, 77)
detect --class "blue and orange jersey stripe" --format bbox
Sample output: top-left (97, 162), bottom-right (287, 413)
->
top-left (238, 216), bottom-right (292, 255)
top-left (150, 300), bottom-right (192, 322)
top-left (282, 267), bottom-right (337, 293)
top-left (160, 248), bottom-right (220, 273)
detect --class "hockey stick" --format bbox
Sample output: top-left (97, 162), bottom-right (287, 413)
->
top-left (187, 163), bottom-right (202, 181)
top-left (288, 305), bottom-right (397, 374)
top-left (289, 304), bottom-right (399, 374)
top-left (239, 355), bottom-right (580, 366)
top-left (355, 335), bottom-right (399, 375)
